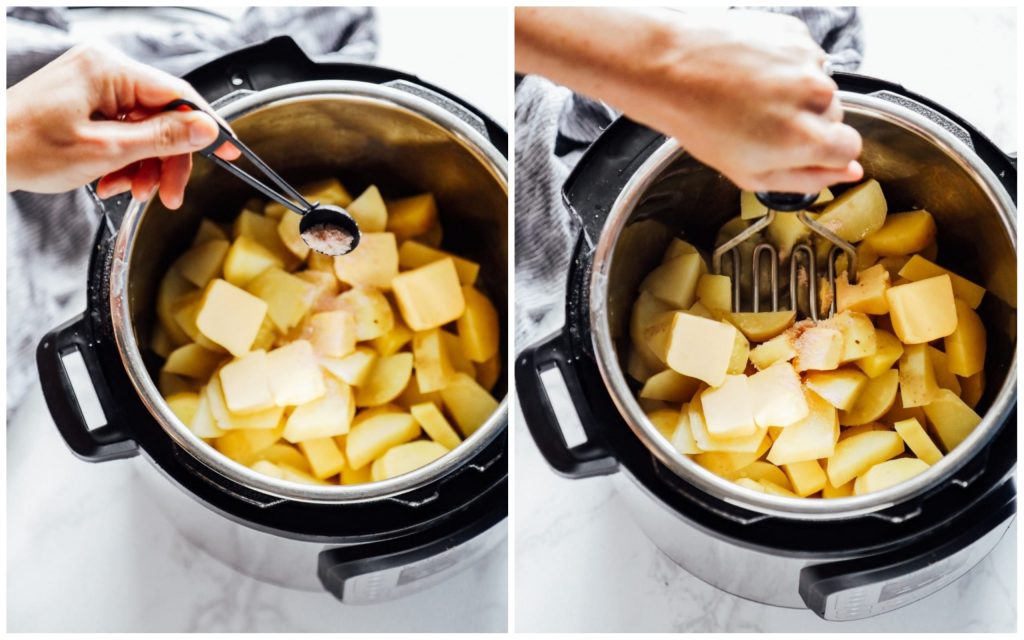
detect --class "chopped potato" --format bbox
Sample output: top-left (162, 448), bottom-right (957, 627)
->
top-left (386, 193), bottom-right (438, 242)
top-left (347, 185), bottom-right (388, 233)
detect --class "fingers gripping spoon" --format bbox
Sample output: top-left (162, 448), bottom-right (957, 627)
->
top-left (712, 191), bottom-right (857, 321)
top-left (164, 99), bottom-right (361, 256)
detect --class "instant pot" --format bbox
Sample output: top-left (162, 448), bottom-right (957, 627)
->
top-left (517, 72), bottom-right (1015, 620)
top-left (37, 36), bottom-right (508, 603)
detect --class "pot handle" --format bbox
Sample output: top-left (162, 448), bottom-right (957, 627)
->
top-left (515, 331), bottom-right (618, 478)
top-left (36, 313), bottom-right (138, 462)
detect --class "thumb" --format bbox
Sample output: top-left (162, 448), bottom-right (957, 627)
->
top-left (107, 110), bottom-right (220, 163)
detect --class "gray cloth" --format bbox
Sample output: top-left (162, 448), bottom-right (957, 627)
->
top-left (6, 7), bottom-right (378, 416)
top-left (514, 7), bottom-right (864, 349)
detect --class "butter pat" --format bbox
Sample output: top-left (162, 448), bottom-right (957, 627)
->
top-left (196, 279), bottom-right (268, 357)
top-left (392, 258), bottom-right (466, 331)
top-left (700, 375), bottom-right (757, 438)
top-left (885, 275), bottom-right (958, 344)
top-left (646, 312), bottom-right (736, 387)
top-left (266, 340), bottom-right (326, 407)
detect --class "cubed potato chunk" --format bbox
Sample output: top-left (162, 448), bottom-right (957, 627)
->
top-left (645, 312), bottom-right (736, 387)
top-left (333, 232), bottom-right (399, 289)
top-left (854, 458), bottom-right (930, 495)
top-left (188, 391), bottom-right (225, 438)
top-left (476, 354), bottom-right (501, 392)
top-left (761, 479), bottom-right (800, 497)
top-left (767, 211), bottom-right (814, 259)
top-left (218, 349), bottom-right (275, 414)
top-left (413, 329), bottom-right (455, 393)
top-left (254, 442), bottom-right (310, 473)
top-left (726, 324), bottom-right (750, 374)
top-left (164, 343), bottom-right (223, 379)
top-left (355, 352), bottom-right (414, 407)
top-left (767, 388), bottom-right (838, 466)
top-left (371, 440), bottom-right (449, 481)
top-left (820, 311), bottom-right (877, 362)
top-left (805, 368), bottom-right (868, 411)
top-left (701, 374), bottom-right (757, 439)
top-left (308, 311), bottom-right (357, 358)
top-left (283, 386), bottom-right (355, 442)
top-left (193, 218), bottom-right (228, 245)
top-left (232, 209), bottom-right (298, 269)
top-left (159, 369), bottom-right (198, 397)
top-left (398, 240), bottom-right (480, 285)
top-left (899, 344), bottom-right (939, 408)
top-left (923, 388), bottom-right (982, 451)
top-left (640, 369), bottom-right (701, 403)
top-left (223, 236), bottom-right (285, 288)
top-left (246, 267), bottom-right (316, 332)
top-left (886, 275), bottom-right (958, 344)
top-left (341, 463), bottom-right (373, 485)
top-left (278, 462), bottom-right (331, 485)
top-left (815, 179), bottom-right (887, 242)
top-left (727, 310), bottom-right (796, 342)
top-left (457, 286), bottom-right (500, 362)
top-left (687, 395), bottom-right (768, 453)
top-left (837, 264), bottom-right (891, 315)
top-left (640, 252), bottom-right (703, 308)
top-left (171, 292), bottom-right (227, 353)
top-left (346, 413), bottom-right (421, 470)
top-left (822, 478), bottom-right (855, 499)
top-left (157, 268), bottom-right (196, 346)
top-left (647, 409), bottom-right (680, 439)
top-left (347, 185), bottom-right (388, 233)
top-left (630, 291), bottom-right (673, 370)
top-left (697, 274), bottom-right (732, 313)
top-left (960, 370), bottom-right (985, 409)
top-left (894, 418), bottom-right (943, 465)
top-left (266, 340), bottom-right (325, 406)
top-left (392, 258), bottom-right (466, 331)
top-left (439, 372), bottom-right (499, 437)
top-left (740, 190), bottom-right (768, 220)
top-left (854, 329), bottom-right (903, 378)
top-left (410, 402), bottom-right (463, 450)
top-left (826, 430), bottom-right (905, 487)
top-left (749, 333), bottom-right (796, 370)
top-left (944, 299), bottom-right (986, 377)
top-left (782, 460), bottom-right (828, 497)
top-left (166, 392), bottom-right (200, 426)
top-left (695, 445), bottom-right (769, 478)
top-left (386, 193), bottom-right (438, 242)
top-left (898, 255), bottom-right (985, 309)
top-left (839, 368), bottom-right (899, 425)
top-left (662, 238), bottom-right (701, 262)
top-left (792, 326), bottom-right (843, 372)
top-left (321, 346), bottom-right (377, 387)
top-left (277, 211), bottom-right (310, 261)
top-left (329, 287), bottom-right (394, 341)
top-left (927, 346), bottom-right (961, 395)
top-left (297, 437), bottom-right (347, 479)
top-left (732, 461), bottom-right (792, 489)
top-left (442, 330), bottom-right (477, 377)
top-left (175, 239), bottom-right (229, 288)
top-left (214, 423), bottom-right (284, 463)
top-left (196, 279), bottom-right (268, 357)
top-left (668, 408), bottom-right (701, 455)
top-left (748, 361), bottom-right (808, 428)
top-left (862, 210), bottom-right (936, 256)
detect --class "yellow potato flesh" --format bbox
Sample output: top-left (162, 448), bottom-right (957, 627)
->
top-left (782, 459), bottom-right (827, 497)
top-left (639, 369), bottom-right (700, 403)
top-left (222, 235), bottom-right (285, 288)
top-left (815, 179), bottom-right (887, 242)
top-left (748, 361), bottom-right (808, 428)
top-left (926, 346), bottom-right (961, 396)
top-left (923, 389), bottom-right (982, 451)
top-left (898, 255), bottom-right (985, 309)
top-left (822, 478), bottom-right (855, 499)
top-left (646, 312), bottom-right (735, 387)
top-left (166, 392), bottom-right (200, 426)
top-left (457, 286), bottom-right (500, 362)
top-left (368, 316), bottom-right (414, 357)
top-left (726, 311), bottom-right (796, 342)
top-left (218, 349), bottom-right (275, 414)
top-left (333, 232), bottom-right (399, 290)
top-left (298, 437), bottom-right (347, 479)
top-left (410, 402), bottom-right (463, 450)
top-left (943, 299), bottom-right (986, 377)
top-left (862, 210), bottom-right (936, 256)
top-left (255, 442), bottom-right (310, 473)
top-left (804, 368), bottom-right (868, 411)
top-left (328, 287), bottom-right (395, 341)
top-left (748, 333), bottom-right (796, 370)
top-left (164, 343), bottom-right (223, 380)
top-left (792, 326), bottom-right (843, 372)
top-left (175, 239), bottom-right (229, 289)
top-left (392, 258), bottom-right (466, 331)
top-left (640, 252), bottom-right (703, 309)
top-left (440, 372), bottom-right (499, 437)
top-left (894, 418), bottom-right (943, 465)
top-left (232, 209), bottom-right (298, 269)
top-left (854, 458), bottom-right (929, 495)
top-left (371, 440), bottom-right (449, 481)
top-left (345, 413), bottom-right (421, 470)
top-left (355, 352), bottom-right (414, 407)
top-left (886, 275), bottom-right (959, 344)
top-left (854, 329), bottom-right (903, 378)
top-left (412, 329), bottom-right (455, 393)
top-left (398, 241), bottom-right (480, 285)
top-left (321, 346), bottom-right (377, 387)
top-left (283, 387), bottom-right (354, 442)
top-left (820, 311), bottom-right (877, 362)
top-left (701, 374), bottom-right (757, 439)
top-left (309, 311), bottom-right (358, 359)
top-left (766, 388), bottom-right (838, 466)
top-left (687, 395), bottom-right (768, 453)
top-left (668, 408), bottom-right (701, 455)
top-left (697, 274), bottom-right (732, 313)
top-left (630, 291), bottom-right (673, 371)
top-left (837, 264), bottom-right (891, 315)
top-left (386, 193), bottom-right (438, 242)
top-left (193, 218), bottom-right (228, 245)
top-left (346, 185), bottom-right (388, 233)
top-left (959, 370), bottom-right (985, 409)
top-left (898, 344), bottom-right (940, 408)
top-left (826, 430), bottom-right (905, 487)
top-left (277, 211), bottom-right (310, 261)
top-left (196, 279), bottom-right (267, 357)
top-left (839, 369), bottom-right (899, 426)
top-left (266, 340), bottom-right (326, 407)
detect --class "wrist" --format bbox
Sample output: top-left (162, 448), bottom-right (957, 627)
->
top-left (5, 88), bottom-right (30, 192)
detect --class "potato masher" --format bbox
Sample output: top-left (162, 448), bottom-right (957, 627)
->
top-left (712, 192), bottom-right (858, 321)
top-left (164, 99), bottom-right (361, 256)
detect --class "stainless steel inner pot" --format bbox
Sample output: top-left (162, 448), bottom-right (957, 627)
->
top-left (109, 80), bottom-right (508, 504)
top-left (589, 91), bottom-right (1016, 519)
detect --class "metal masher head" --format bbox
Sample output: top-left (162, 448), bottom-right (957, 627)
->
top-left (712, 191), bottom-right (858, 322)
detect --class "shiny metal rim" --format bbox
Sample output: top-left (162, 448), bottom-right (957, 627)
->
top-left (589, 91), bottom-right (1017, 520)
top-left (111, 80), bottom-right (508, 504)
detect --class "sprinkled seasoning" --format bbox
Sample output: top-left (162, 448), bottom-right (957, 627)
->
top-left (301, 223), bottom-right (354, 256)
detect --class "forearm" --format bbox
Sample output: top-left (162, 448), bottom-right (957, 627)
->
top-left (515, 8), bottom-right (688, 117)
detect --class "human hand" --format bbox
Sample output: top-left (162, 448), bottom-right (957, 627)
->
top-left (516, 8), bottom-right (863, 193)
top-left (6, 43), bottom-right (239, 209)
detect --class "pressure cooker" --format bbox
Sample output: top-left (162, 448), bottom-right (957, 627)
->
top-left (517, 72), bottom-right (1015, 620)
top-left (37, 36), bottom-right (508, 603)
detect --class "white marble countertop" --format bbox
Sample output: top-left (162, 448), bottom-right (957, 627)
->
top-left (6, 7), bottom-right (508, 633)
top-left (514, 6), bottom-right (1016, 633)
